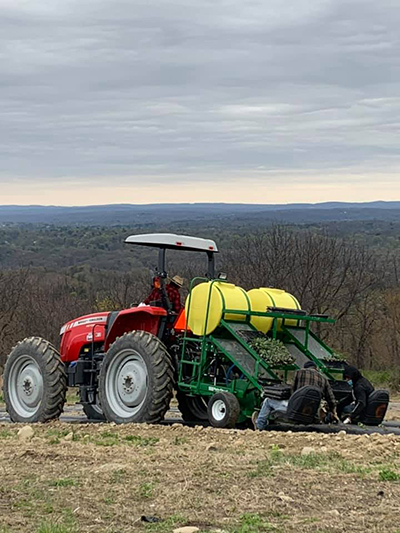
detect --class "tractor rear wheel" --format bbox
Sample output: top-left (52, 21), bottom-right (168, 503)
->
top-left (208, 392), bottom-right (240, 428)
top-left (3, 337), bottom-right (67, 423)
top-left (99, 331), bottom-right (174, 424)
top-left (177, 391), bottom-right (209, 423)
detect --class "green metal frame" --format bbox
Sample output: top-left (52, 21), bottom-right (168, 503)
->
top-left (178, 278), bottom-right (341, 420)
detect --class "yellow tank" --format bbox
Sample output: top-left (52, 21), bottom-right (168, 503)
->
top-left (247, 288), bottom-right (301, 333)
top-left (186, 281), bottom-right (250, 336)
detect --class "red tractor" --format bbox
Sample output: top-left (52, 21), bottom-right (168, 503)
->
top-left (3, 233), bottom-right (218, 424)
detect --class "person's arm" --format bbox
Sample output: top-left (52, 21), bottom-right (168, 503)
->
top-left (144, 288), bottom-right (157, 305)
top-left (291, 372), bottom-right (299, 394)
top-left (174, 290), bottom-right (182, 313)
top-left (167, 287), bottom-right (181, 313)
top-left (324, 380), bottom-right (337, 412)
top-left (348, 386), bottom-right (368, 421)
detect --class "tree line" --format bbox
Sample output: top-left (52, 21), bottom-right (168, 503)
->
top-left (0, 226), bottom-right (399, 373)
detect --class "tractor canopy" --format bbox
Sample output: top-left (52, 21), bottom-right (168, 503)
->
top-left (124, 233), bottom-right (218, 253)
top-left (125, 232), bottom-right (218, 280)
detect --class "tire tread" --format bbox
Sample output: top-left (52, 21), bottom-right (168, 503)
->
top-left (99, 331), bottom-right (174, 424)
top-left (3, 336), bottom-right (67, 423)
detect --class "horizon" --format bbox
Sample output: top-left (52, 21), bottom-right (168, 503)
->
top-left (1, 199), bottom-right (400, 209)
top-left (1, 172), bottom-right (400, 205)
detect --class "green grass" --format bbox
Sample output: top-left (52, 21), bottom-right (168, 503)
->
top-left (249, 449), bottom-right (400, 483)
top-left (123, 435), bottom-right (159, 446)
top-left (110, 468), bottom-right (126, 484)
top-left (378, 468), bottom-right (400, 482)
top-left (46, 429), bottom-right (71, 438)
top-left (0, 429), bottom-right (13, 439)
top-left (248, 459), bottom-right (274, 478)
top-left (248, 450), bottom-right (371, 478)
top-left (92, 431), bottom-right (159, 447)
top-left (45, 429), bottom-right (78, 445)
top-left (48, 479), bottom-right (78, 488)
top-left (173, 436), bottom-right (188, 445)
top-left (65, 388), bottom-right (78, 405)
top-left (103, 496), bottom-right (116, 505)
top-left (140, 481), bottom-right (158, 499)
top-left (93, 431), bottom-right (119, 447)
top-left (363, 369), bottom-right (400, 392)
top-left (231, 513), bottom-right (279, 533)
top-left (12, 476), bottom-right (81, 526)
top-left (282, 451), bottom-right (370, 475)
top-left (36, 523), bottom-right (75, 533)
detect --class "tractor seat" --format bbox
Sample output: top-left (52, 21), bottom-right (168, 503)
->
top-left (360, 390), bottom-right (389, 426)
top-left (271, 386), bottom-right (322, 425)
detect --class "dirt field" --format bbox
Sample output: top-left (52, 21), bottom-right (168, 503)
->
top-left (1, 417), bottom-right (400, 533)
top-left (386, 399), bottom-right (400, 421)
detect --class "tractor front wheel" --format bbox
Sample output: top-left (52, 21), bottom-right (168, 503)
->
top-left (3, 337), bottom-right (67, 423)
top-left (99, 331), bottom-right (174, 424)
top-left (208, 392), bottom-right (240, 428)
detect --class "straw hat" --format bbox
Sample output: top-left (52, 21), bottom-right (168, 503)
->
top-left (169, 275), bottom-right (184, 287)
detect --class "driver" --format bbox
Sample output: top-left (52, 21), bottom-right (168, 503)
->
top-left (144, 275), bottom-right (183, 313)
top-left (165, 275), bottom-right (184, 313)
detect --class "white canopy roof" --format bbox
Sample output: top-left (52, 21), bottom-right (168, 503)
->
top-left (125, 233), bottom-right (218, 253)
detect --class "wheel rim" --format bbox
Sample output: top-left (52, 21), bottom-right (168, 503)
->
top-left (211, 399), bottom-right (227, 422)
top-left (105, 349), bottom-right (148, 419)
top-left (8, 355), bottom-right (44, 418)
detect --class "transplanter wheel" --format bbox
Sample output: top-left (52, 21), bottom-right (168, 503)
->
top-left (98, 331), bottom-right (174, 424)
top-left (207, 391), bottom-right (240, 428)
top-left (3, 337), bottom-right (67, 423)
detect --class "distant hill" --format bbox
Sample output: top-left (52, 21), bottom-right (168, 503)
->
top-left (0, 201), bottom-right (400, 226)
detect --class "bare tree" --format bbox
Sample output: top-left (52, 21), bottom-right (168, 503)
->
top-left (90, 269), bottom-right (149, 310)
top-left (225, 227), bottom-right (384, 357)
top-left (0, 269), bottom-right (31, 367)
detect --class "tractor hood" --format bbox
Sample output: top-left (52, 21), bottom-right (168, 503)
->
top-left (60, 312), bottom-right (109, 336)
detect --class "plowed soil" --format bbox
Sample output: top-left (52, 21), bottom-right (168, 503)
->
top-left (1, 416), bottom-right (400, 533)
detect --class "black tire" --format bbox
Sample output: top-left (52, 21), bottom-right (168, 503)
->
top-left (3, 337), bottom-right (67, 423)
top-left (177, 391), bottom-right (209, 423)
top-left (99, 331), bottom-right (174, 424)
top-left (207, 392), bottom-right (240, 428)
top-left (82, 399), bottom-right (106, 421)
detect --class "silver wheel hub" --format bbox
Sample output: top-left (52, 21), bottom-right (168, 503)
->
top-left (9, 355), bottom-right (44, 417)
top-left (212, 399), bottom-right (227, 422)
top-left (105, 349), bottom-right (148, 418)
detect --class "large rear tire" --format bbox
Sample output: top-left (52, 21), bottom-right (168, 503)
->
top-left (3, 337), bottom-right (67, 423)
top-left (99, 331), bottom-right (174, 424)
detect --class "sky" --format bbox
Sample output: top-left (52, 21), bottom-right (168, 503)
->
top-left (1, 0), bottom-right (399, 205)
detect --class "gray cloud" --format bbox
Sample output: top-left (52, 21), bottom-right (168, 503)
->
top-left (0, 0), bottom-right (399, 194)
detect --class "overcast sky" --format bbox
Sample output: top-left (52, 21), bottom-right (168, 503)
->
top-left (1, 0), bottom-right (399, 205)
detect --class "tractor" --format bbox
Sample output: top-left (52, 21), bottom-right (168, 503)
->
top-left (2, 233), bottom-right (390, 428)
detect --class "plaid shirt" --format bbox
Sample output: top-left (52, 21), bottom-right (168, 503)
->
top-left (292, 368), bottom-right (336, 411)
top-left (165, 284), bottom-right (181, 313)
top-left (144, 284), bottom-right (181, 313)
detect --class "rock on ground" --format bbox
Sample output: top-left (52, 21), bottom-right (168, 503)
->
top-left (17, 425), bottom-right (34, 441)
